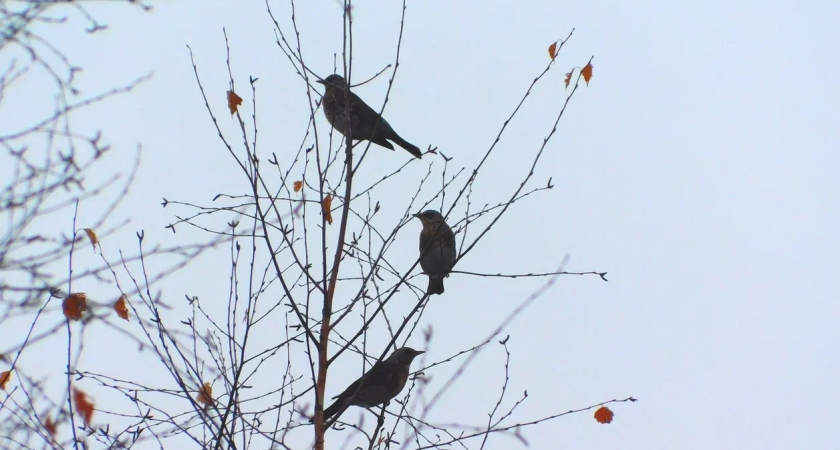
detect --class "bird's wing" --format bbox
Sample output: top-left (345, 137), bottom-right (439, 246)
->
top-left (333, 376), bottom-right (362, 400)
top-left (443, 226), bottom-right (456, 251)
top-left (350, 92), bottom-right (393, 129)
top-left (333, 359), bottom-right (387, 400)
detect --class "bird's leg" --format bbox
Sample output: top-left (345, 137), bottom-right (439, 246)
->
top-left (375, 403), bottom-right (388, 425)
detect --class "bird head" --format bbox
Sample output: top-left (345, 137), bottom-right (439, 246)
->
top-left (316, 74), bottom-right (347, 89)
top-left (413, 210), bottom-right (444, 225)
top-left (389, 347), bottom-right (424, 364)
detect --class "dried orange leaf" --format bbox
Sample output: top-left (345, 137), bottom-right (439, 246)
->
top-left (581, 62), bottom-right (594, 86)
top-left (114, 295), bottom-right (129, 321)
top-left (83, 228), bottom-right (98, 249)
top-left (564, 70), bottom-right (573, 89)
top-left (0, 370), bottom-right (11, 390)
top-left (44, 415), bottom-right (57, 438)
top-left (227, 90), bottom-right (243, 115)
top-left (63, 293), bottom-right (88, 321)
top-left (197, 382), bottom-right (213, 405)
top-left (73, 388), bottom-right (95, 426)
top-left (293, 181), bottom-right (303, 193)
top-left (322, 195), bottom-right (333, 225)
top-left (548, 42), bottom-right (557, 61)
top-left (594, 406), bottom-right (613, 424)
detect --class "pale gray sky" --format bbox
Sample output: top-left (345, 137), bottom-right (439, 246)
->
top-left (4, 1), bottom-right (839, 449)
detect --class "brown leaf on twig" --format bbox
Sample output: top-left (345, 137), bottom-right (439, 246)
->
top-left (581, 62), bottom-right (594, 85)
top-left (227, 90), bottom-right (243, 115)
top-left (63, 293), bottom-right (88, 321)
top-left (548, 42), bottom-right (557, 60)
top-left (594, 406), bottom-right (613, 424)
top-left (322, 195), bottom-right (333, 225)
top-left (0, 371), bottom-right (11, 390)
top-left (197, 382), bottom-right (213, 406)
top-left (114, 295), bottom-right (129, 321)
top-left (83, 228), bottom-right (98, 249)
top-left (73, 388), bottom-right (95, 426)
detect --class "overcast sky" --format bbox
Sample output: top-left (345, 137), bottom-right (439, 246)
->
top-left (5, 1), bottom-right (840, 449)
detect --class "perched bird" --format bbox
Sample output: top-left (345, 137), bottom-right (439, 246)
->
top-left (414, 210), bottom-right (456, 295)
top-left (316, 74), bottom-right (422, 159)
top-left (322, 347), bottom-right (424, 422)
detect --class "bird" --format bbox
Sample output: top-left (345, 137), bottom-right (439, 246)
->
top-left (316, 74), bottom-right (423, 159)
top-left (414, 210), bottom-right (456, 295)
top-left (321, 347), bottom-right (424, 423)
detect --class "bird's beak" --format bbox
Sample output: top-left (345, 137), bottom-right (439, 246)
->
top-left (315, 79), bottom-right (326, 85)
top-left (412, 213), bottom-right (421, 218)
top-left (415, 350), bottom-right (425, 355)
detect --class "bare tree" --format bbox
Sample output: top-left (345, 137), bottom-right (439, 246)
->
top-left (1, 1), bottom-right (631, 449)
top-left (0, 2), bottom-right (223, 449)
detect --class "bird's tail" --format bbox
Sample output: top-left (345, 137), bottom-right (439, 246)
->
top-left (309, 398), bottom-right (345, 424)
top-left (323, 398), bottom-right (345, 421)
top-left (390, 134), bottom-right (423, 159)
top-left (427, 277), bottom-right (445, 295)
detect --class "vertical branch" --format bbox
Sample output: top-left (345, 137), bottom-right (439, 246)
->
top-left (314, 114), bottom-right (355, 450)
top-left (65, 200), bottom-right (80, 450)
top-left (315, 5), bottom-right (355, 446)
top-left (313, 1), bottom-right (356, 446)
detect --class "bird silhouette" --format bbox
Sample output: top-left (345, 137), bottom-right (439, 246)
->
top-left (317, 74), bottom-right (422, 158)
top-left (414, 210), bottom-right (456, 295)
top-left (321, 347), bottom-right (424, 423)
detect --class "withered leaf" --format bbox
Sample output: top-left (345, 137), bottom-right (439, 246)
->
top-left (227, 90), bottom-right (243, 115)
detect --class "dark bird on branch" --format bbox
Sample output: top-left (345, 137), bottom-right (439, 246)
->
top-left (414, 210), bottom-right (456, 295)
top-left (316, 74), bottom-right (423, 158)
top-left (320, 347), bottom-right (424, 423)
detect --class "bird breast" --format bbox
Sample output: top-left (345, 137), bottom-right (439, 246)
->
top-left (323, 90), bottom-right (351, 132)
